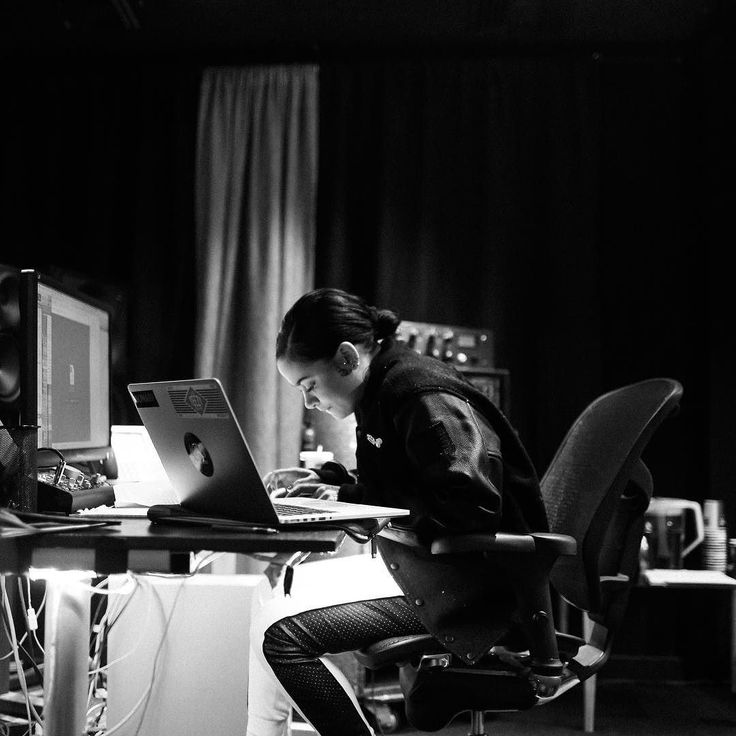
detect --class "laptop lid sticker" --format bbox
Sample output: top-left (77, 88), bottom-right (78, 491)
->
top-left (184, 432), bottom-right (214, 477)
top-left (167, 384), bottom-right (229, 418)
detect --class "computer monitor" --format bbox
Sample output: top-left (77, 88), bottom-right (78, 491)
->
top-left (25, 270), bottom-right (113, 465)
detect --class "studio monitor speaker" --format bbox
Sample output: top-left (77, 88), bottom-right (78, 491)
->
top-left (0, 266), bottom-right (21, 426)
top-left (0, 265), bottom-right (37, 510)
top-left (0, 266), bottom-right (36, 426)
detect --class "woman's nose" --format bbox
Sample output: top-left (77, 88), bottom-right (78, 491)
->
top-left (303, 394), bottom-right (319, 409)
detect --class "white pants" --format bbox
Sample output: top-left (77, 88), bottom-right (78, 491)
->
top-left (246, 553), bottom-right (403, 736)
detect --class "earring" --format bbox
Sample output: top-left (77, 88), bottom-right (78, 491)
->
top-left (338, 358), bottom-right (356, 377)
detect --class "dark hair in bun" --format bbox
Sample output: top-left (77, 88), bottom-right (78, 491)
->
top-left (373, 308), bottom-right (401, 340)
top-left (276, 288), bottom-right (400, 362)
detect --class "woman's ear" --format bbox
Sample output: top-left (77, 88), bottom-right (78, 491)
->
top-left (333, 342), bottom-right (360, 376)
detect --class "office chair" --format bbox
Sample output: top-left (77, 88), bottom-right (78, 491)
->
top-left (355, 377), bottom-right (684, 734)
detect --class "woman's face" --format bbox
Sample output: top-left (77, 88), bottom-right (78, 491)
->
top-left (277, 347), bottom-right (363, 420)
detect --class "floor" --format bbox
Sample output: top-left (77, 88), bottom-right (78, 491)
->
top-left (399, 679), bottom-right (736, 736)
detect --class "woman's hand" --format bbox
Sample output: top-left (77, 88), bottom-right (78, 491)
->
top-left (263, 467), bottom-right (319, 496)
top-left (263, 467), bottom-right (340, 501)
top-left (262, 466), bottom-right (334, 497)
top-left (279, 482), bottom-right (340, 501)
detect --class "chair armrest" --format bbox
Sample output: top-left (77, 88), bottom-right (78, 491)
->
top-left (430, 532), bottom-right (576, 557)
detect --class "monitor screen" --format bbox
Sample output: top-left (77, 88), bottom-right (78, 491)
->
top-left (36, 278), bottom-right (111, 458)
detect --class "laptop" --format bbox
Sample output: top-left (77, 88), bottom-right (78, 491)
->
top-left (126, 378), bottom-right (409, 527)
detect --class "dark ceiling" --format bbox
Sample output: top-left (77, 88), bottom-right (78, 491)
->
top-left (1, 0), bottom-right (727, 61)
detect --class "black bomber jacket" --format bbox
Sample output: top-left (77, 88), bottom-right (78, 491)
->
top-left (319, 338), bottom-right (548, 665)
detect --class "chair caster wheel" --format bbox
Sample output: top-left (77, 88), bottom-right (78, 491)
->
top-left (369, 703), bottom-right (404, 733)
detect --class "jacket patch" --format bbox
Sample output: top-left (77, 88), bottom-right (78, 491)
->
top-left (435, 422), bottom-right (456, 458)
top-left (414, 421), bottom-right (456, 466)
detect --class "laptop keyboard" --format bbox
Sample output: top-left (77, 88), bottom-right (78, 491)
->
top-left (274, 501), bottom-right (329, 516)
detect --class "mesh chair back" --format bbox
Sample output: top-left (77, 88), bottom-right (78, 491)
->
top-left (541, 378), bottom-right (683, 626)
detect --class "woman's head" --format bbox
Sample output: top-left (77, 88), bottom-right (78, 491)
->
top-left (276, 288), bottom-right (400, 419)
top-left (276, 288), bottom-right (399, 363)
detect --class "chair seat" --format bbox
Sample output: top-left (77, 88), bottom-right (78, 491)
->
top-left (399, 659), bottom-right (540, 731)
top-left (354, 633), bottom-right (442, 669)
top-left (356, 629), bottom-right (595, 732)
top-left (357, 631), bottom-right (586, 676)
top-left (398, 644), bottom-right (578, 732)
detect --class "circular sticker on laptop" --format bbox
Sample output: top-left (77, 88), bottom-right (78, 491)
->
top-left (184, 432), bottom-right (214, 477)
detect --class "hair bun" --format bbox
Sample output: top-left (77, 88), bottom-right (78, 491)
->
top-left (373, 307), bottom-right (400, 339)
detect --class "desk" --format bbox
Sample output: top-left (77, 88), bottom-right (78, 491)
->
top-left (579, 568), bottom-right (736, 733)
top-left (639, 568), bottom-right (736, 692)
top-left (1, 517), bottom-right (343, 573)
top-left (0, 518), bottom-right (345, 736)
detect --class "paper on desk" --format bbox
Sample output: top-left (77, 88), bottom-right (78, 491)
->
top-left (643, 568), bottom-right (736, 586)
top-left (75, 480), bottom-right (178, 518)
top-left (76, 479), bottom-right (179, 519)
top-left (76, 505), bottom-right (150, 518)
top-left (110, 479), bottom-right (179, 507)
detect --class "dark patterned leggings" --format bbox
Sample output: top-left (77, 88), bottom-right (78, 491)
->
top-left (262, 596), bottom-right (428, 736)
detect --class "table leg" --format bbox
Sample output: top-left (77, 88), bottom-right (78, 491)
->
top-left (0, 580), bottom-right (10, 696)
top-left (43, 574), bottom-right (91, 736)
top-left (582, 612), bottom-right (596, 733)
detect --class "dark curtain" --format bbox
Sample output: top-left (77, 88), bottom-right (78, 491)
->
top-left (316, 55), bottom-right (708, 495)
top-left (317, 57), bottom-right (603, 466)
top-left (704, 26), bottom-right (736, 523)
top-left (0, 61), bottom-right (200, 425)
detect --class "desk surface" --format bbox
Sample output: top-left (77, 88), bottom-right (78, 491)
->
top-left (0, 518), bottom-right (345, 574)
top-left (641, 568), bottom-right (736, 588)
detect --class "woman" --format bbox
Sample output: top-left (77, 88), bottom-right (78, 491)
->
top-left (247, 288), bottom-right (547, 736)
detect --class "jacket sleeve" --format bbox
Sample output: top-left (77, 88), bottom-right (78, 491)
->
top-left (393, 391), bottom-right (504, 534)
top-left (333, 392), bottom-right (505, 534)
top-left (314, 461), bottom-right (377, 507)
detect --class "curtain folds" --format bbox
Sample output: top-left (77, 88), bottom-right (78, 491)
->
top-left (316, 58), bottom-right (604, 465)
top-left (195, 66), bottom-right (318, 471)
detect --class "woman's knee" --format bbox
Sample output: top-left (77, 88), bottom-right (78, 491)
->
top-left (263, 617), bottom-right (317, 666)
